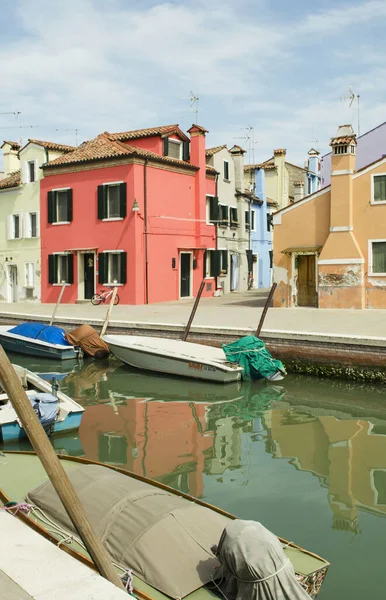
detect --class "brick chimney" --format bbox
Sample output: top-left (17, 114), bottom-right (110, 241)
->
top-left (229, 145), bottom-right (246, 192)
top-left (273, 148), bottom-right (286, 209)
top-left (293, 180), bottom-right (305, 203)
top-left (318, 124), bottom-right (364, 308)
top-left (188, 124), bottom-right (208, 239)
top-left (1, 141), bottom-right (20, 175)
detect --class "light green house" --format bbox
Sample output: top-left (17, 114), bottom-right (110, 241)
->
top-left (0, 139), bottom-right (74, 302)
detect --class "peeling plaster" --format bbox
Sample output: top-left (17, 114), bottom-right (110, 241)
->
top-left (319, 265), bottom-right (362, 288)
top-left (367, 278), bottom-right (386, 288)
top-left (274, 266), bottom-right (288, 285)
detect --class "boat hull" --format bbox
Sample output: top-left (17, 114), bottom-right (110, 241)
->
top-left (0, 410), bottom-right (83, 443)
top-left (0, 330), bottom-right (79, 361)
top-left (107, 340), bottom-right (243, 383)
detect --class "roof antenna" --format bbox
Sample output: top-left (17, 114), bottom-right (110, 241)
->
top-left (235, 126), bottom-right (257, 192)
top-left (340, 86), bottom-right (360, 136)
top-left (181, 91), bottom-right (199, 124)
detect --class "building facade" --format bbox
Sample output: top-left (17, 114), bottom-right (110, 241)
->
top-left (40, 124), bottom-right (224, 305)
top-left (273, 124), bottom-right (386, 309)
top-left (0, 139), bottom-right (73, 302)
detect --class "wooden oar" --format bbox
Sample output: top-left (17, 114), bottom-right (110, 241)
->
top-left (182, 279), bottom-right (205, 341)
top-left (0, 347), bottom-right (125, 590)
top-left (255, 282), bottom-right (277, 337)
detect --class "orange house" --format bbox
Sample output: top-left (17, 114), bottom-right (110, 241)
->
top-left (273, 124), bottom-right (386, 308)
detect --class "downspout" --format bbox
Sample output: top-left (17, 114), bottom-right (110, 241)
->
top-left (215, 172), bottom-right (219, 292)
top-left (144, 158), bottom-right (149, 304)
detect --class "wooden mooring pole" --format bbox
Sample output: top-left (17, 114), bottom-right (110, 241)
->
top-left (255, 282), bottom-right (277, 338)
top-left (182, 280), bottom-right (206, 341)
top-left (100, 286), bottom-right (118, 337)
top-left (0, 347), bottom-right (124, 590)
top-left (49, 281), bottom-right (66, 326)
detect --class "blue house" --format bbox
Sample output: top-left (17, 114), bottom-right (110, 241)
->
top-left (244, 166), bottom-right (274, 289)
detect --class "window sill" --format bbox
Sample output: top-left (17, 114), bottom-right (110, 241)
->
top-left (52, 221), bottom-right (71, 225)
top-left (206, 222), bottom-right (215, 226)
top-left (230, 223), bottom-right (239, 228)
top-left (52, 283), bottom-right (71, 286)
top-left (223, 179), bottom-right (231, 183)
top-left (370, 200), bottom-right (386, 205)
top-left (102, 217), bottom-right (124, 222)
top-left (103, 283), bottom-right (124, 286)
top-left (219, 223), bottom-right (228, 228)
top-left (368, 273), bottom-right (386, 277)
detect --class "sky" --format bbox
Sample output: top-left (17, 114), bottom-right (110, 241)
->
top-left (0, 0), bottom-right (385, 166)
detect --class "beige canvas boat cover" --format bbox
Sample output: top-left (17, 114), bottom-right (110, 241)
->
top-left (213, 520), bottom-right (311, 600)
top-left (28, 464), bottom-right (230, 599)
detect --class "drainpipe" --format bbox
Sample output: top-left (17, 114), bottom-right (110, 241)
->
top-left (144, 158), bottom-right (149, 304)
top-left (215, 172), bottom-right (219, 292)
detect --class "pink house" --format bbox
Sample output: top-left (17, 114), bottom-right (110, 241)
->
top-left (40, 124), bottom-right (221, 304)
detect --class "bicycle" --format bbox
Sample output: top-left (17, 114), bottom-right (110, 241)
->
top-left (91, 288), bottom-right (120, 306)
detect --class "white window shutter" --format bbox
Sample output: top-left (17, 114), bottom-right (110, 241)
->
top-left (7, 215), bottom-right (13, 240)
top-left (18, 213), bottom-right (23, 238)
top-left (21, 161), bottom-right (28, 184)
top-left (36, 211), bottom-right (40, 238)
top-left (35, 159), bottom-right (39, 182)
top-left (24, 213), bottom-right (30, 238)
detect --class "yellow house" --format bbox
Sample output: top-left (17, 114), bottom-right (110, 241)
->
top-left (0, 139), bottom-right (74, 302)
top-left (273, 124), bottom-right (386, 308)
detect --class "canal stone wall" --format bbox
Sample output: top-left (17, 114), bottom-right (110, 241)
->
top-left (1, 313), bottom-right (385, 383)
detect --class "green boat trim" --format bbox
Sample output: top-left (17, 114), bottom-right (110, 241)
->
top-left (0, 452), bottom-right (329, 599)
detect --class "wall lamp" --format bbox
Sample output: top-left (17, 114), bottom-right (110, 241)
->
top-left (132, 198), bottom-right (139, 212)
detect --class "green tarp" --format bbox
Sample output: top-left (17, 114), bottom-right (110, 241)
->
top-left (222, 336), bottom-right (285, 381)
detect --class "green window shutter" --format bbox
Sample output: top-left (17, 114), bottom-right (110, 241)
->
top-left (182, 141), bottom-right (190, 161)
top-left (209, 197), bottom-right (219, 222)
top-left (246, 249), bottom-right (253, 272)
top-left (222, 205), bottom-right (229, 224)
top-left (97, 185), bottom-right (106, 219)
top-left (119, 182), bottom-right (127, 218)
top-left (48, 254), bottom-right (57, 284)
top-left (222, 250), bottom-right (228, 273)
top-left (245, 210), bottom-right (250, 228)
top-left (67, 254), bottom-right (74, 284)
top-left (210, 250), bottom-right (221, 277)
top-left (98, 253), bottom-right (107, 283)
top-left (67, 189), bottom-right (73, 222)
top-left (230, 208), bottom-right (238, 225)
top-left (203, 250), bottom-right (207, 278)
top-left (120, 251), bottom-right (127, 284)
top-left (163, 137), bottom-right (169, 156)
top-left (374, 176), bottom-right (386, 202)
top-left (48, 191), bottom-right (55, 224)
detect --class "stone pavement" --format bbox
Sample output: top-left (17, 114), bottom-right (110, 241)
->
top-left (1, 289), bottom-right (386, 340)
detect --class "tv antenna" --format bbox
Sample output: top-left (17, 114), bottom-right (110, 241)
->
top-left (340, 86), bottom-right (360, 136)
top-left (182, 91), bottom-right (199, 124)
top-left (235, 126), bottom-right (257, 192)
top-left (0, 111), bottom-right (21, 117)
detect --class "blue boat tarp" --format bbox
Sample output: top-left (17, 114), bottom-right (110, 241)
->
top-left (29, 393), bottom-right (59, 427)
top-left (222, 335), bottom-right (286, 381)
top-left (8, 322), bottom-right (70, 346)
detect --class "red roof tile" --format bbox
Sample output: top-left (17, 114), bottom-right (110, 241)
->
top-left (1, 141), bottom-right (20, 150)
top-left (205, 145), bottom-right (227, 156)
top-left (43, 133), bottom-right (197, 170)
top-left (109, 124), bottom-right (189, 143)
top-left (0, 170), bottom-right (21, 190)
top-left (23, 139), bottom-right (75, 153)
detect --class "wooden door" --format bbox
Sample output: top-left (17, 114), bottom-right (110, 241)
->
top-left (297, 255), bottom-right (317, 307)
top-left (83, 253), bottom-right (95, 299)
top-left (180, 253), bottom-right (191, 297)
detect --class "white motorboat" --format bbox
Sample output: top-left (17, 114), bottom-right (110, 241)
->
top-left (103, 335), bottom-right (244, 383)
top-left (0, 365), bottom-right (84, 442)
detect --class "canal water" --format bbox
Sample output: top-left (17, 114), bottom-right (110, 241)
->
top-left (3, 352), bottom-right (386, 599)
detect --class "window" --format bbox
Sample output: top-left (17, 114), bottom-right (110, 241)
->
top-left (98, 251), bottom-right (127, 285)
top-left (98, 183), bottom-right (126, 220)
top-left (7, 214), bottom-right (23, 239)
top-left (245, 209), bottom-right (256, 231)
top-left (230, 207), bottom-right (238, 227)
top-left (207, 196), bottom-right (219, 223)
top-left (245, 210), bottom-right (250, 230)
top-left (163, 137), bottom-right (189, 161)
top-left (48, 253), bottom-right (74, 284)
top-left (371, 241), bottom-right (386, 274)
top-left (373, 175), bottom-right (386, 203)
top-left (223, 160), bottom-right (230, 180)
top-left (48, 189), bottom-right (73, 224)
top-left (373, 470), bottom-right (386, 505)
top-left (28, 161), bottom-right (36, 183)
top-left (267, 213), bottom-right (273, 232)
top-left (204, 249), bottom-right (227, 278)
top-left (218, 204), bottom-right (229, 226)
top-left (25, 263), bottom-right (34, 287)
top-left (25, 212), bottom-right (39, 238)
